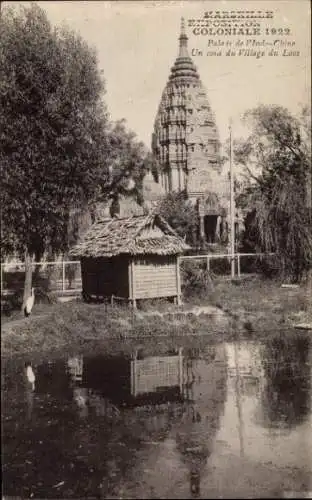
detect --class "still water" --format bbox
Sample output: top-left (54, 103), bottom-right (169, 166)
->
top-left (2, 333), bottom-right (312, 499)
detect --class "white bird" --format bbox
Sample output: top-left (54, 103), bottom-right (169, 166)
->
top-left (24, 287), bottom-right (35, 317)
top-left (25, 362), bottom-right (36, 391)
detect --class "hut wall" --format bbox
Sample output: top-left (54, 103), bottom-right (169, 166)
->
top-left (113, 257), bottom-right (130, 298)
top-left (81, 257), bottom-right (115, 297)
top-left (81, 257), bottom-right (130, 298)
top-left (133, 256), bottom-right (178, 299)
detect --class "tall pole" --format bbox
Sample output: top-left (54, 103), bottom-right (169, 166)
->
top-left (229, 118), bottom-right (235, 278)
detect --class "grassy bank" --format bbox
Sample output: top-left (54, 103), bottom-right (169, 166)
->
top-left (1, 299), bottom-right (231, 360)
top-left (1, 276), bottom-right (310, 360)
top-left (210, 276), bottom-right (311, 334)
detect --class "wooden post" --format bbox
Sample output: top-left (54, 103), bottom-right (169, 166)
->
top-left (22, 249), bottom-right (33, 310)
top-left (176, 256), bottom-right (181, 306)
top-left (62, 260), bottom-right (66, 292)
top-left (128, 258), bottom-right (132, 303)
top-left (178, 347), bottom-right (183, 394)
top-left (206, 256), bottom-right (210, 272)
top-left (199, 215), bottom-right (205, 241)
top-left (131, 259), bottom-right (137, 309)
top-left (130, 360), bottom-right (135, 397)
top-left (0, 264), bottom-right (3, 295)
top-left (229, 119), bottom-right (235, 279)
top-left (237, 254), bottom-right (241, 278)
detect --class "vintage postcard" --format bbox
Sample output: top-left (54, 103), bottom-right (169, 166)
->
top-left (1, 1), bottom-right (311, 499)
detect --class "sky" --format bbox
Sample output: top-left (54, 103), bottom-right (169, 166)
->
top-left (4, 0), bottom-right (311, 148)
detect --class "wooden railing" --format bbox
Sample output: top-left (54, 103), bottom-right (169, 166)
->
top-left (1, 252), bottom-right (275, 295)
top-left (1, 260), bottom-right (81, 294)
top-left (179, 252), bottom-right (275, 278)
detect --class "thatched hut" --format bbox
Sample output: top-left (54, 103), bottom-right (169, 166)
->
top-left (69, 214), bottom-right (190, 306)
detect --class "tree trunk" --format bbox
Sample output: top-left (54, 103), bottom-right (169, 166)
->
top-left (22, 248), bottom-right (33, 312)
top-left (306, 267), bottom-right (312, 319)
top-left (32, 250), bottom-right (42, 284)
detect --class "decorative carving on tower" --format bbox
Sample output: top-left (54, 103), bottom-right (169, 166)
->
top-left (152, 18), bottom-right (222, 203)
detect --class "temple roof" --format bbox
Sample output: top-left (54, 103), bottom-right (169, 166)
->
top-left (169, 18), bottom-right (200, 84)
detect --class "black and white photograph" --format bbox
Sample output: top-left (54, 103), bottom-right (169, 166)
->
top-left (1, 0), bottom-right (311, 498)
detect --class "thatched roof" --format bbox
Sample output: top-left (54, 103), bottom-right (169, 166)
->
top-left (69, 214), bottom-right (190, 258)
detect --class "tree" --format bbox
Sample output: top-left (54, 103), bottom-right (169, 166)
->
top-left (158, 191), bottom-right (199, 245)
top-left (0, 4), bottom-right (110, 306)
top-left (96, 119), bottom-right (160, 217)
top-left (235, 105), bottom-right (311, 282)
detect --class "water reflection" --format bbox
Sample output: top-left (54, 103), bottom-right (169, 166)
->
top-left (175, 346), bottom-right (227, 498)
top-left (221, 335), bottom-right (312, 476)
top-left (2, 334), bottom-right (312, 499)
top-left (260, 334), bottom-right (311, 428)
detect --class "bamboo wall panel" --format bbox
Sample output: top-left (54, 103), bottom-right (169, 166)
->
top-left (133, 256), bottom-right (178, 299)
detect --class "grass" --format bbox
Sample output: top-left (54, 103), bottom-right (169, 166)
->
top-left (1, 299), bottom-right (230, 360)
top-left (1, 276), bottom-right (311, 360)
top-left (210, 275), bottom-right (311, 332)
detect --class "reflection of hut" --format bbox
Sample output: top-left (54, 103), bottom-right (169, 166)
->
top-left (34, 360), bottom-right (72, 397)
top-left (131, 349), bottom-right (183, 397)
top-left (81, 352), bottom-right (185, 408)
top-left (69, 214), bottom-right (190, 306)
top-left (72, 352), bottom-right (187, 444)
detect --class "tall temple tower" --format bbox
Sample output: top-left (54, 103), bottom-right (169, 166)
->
top-left (152, 19), bottom-right (228, 244)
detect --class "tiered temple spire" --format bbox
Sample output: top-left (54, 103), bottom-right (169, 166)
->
top-left (152, 19), bottom-right (221, 196)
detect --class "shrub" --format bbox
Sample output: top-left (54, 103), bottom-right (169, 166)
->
top-left (180, 260), bottom-right (214, 299)
top-left (1, 290), bottom-right (23, 316)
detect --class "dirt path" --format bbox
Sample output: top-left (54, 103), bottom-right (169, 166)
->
top-left (135, 305), bottom-right (226, 318)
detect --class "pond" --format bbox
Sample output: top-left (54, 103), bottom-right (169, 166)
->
top-left (2, 332), bottom-right (312, 499)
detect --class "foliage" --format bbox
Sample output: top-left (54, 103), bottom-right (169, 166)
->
top-left (0, 4), bottom-right (158, 304)
top-left (98, 119), bottom-right (160, 216)
top-left (235, 105), bottom-right (312, 282)
top-left (180, 260), bottom-right (214, 299)
top-left (158, 191), bottom-right (199, 244)
top-left (262, 333), bottom-right (311, 428)
top-left (0, 4), bottom-right (109, 263)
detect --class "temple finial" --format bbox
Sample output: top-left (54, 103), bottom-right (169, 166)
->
top-left (180, 17), bottom-right (186, 36)
top-left (178, 17), bottom-right (188, 57)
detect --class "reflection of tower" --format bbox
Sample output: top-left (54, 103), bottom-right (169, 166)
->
top-left (176, 345), bottom-right (228, 495)
top-left (190, 467), bottom-right (201, 498)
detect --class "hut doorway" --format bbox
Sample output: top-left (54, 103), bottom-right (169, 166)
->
top-left (204, 215), bottom-right (217, 243)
